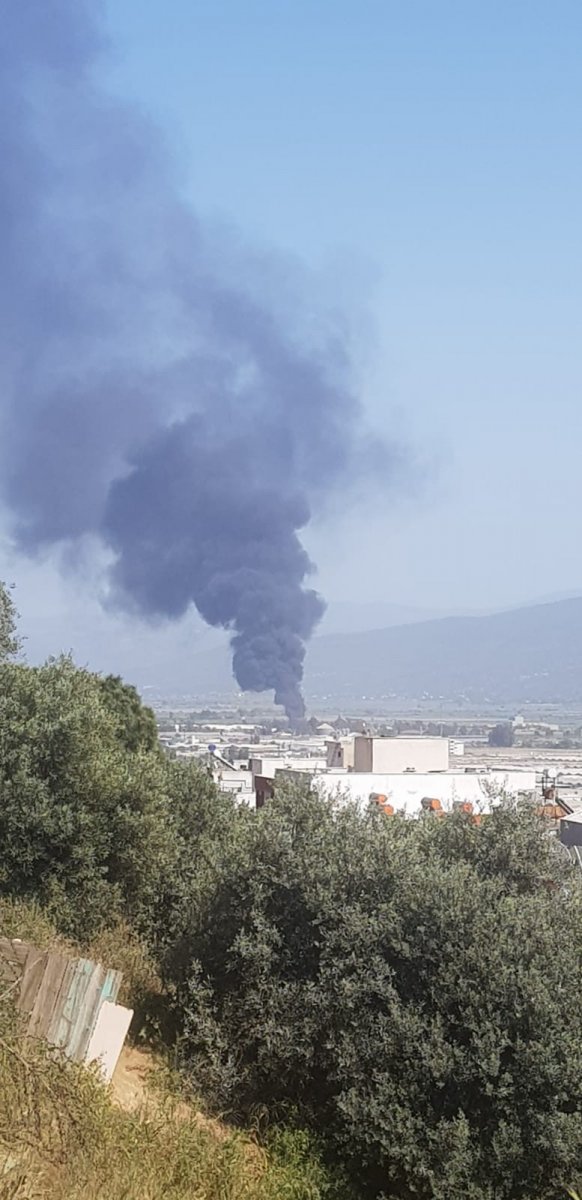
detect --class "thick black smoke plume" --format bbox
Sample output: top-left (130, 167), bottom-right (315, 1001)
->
top-left (0, 0), bottom-right (384, 719)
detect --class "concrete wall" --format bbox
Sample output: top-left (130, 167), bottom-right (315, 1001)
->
top-left (313, 769), bottom-right (536, 816)
top-left (560, 815), bottom-right (582, 848)
top-left (353, 737), bottom-right (373, 772)
top-left (214, 767), bottom-right (254, 801)
top-left (326, 738), bottom-right (355, 769)
top-left (353, 737), bottom-right (450, 774)
top-left (251, 755), bottom-right (327, 781)
top-left (255, 775), bottom-right (274, 809)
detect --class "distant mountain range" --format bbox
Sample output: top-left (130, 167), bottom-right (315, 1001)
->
top-left (316, 600), bottom-right (446, 634)
top-left (22, 589), bottom-right (582, 707)
top-left (183, 596), bottom-right (582, 707)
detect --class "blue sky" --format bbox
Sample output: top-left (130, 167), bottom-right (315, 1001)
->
top-left (97, 0), bottom-right (582, 611)
top-left (7, 1), bottom-right (582, 669)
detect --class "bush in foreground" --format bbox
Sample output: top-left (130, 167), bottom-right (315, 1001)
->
top-left (0, 656), bottom-right (226, 942)
top-left (170, 787), bottom-right (582, 1200)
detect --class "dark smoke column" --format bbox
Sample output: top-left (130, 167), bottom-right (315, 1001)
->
top-left (103, 422), bottom-right (325, 721)
top-left (0, 0), bottom-right (394, 720)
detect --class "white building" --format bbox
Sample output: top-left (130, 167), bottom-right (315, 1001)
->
top-left (326, 737), bottom-right (356, 770)
top-left (349, 736), bottom-right (450, 774)
top-left (250, 754), bottom-right (327, 782)
top-left (312, 769), bottom-right (536, 817)
top-left (215, 768), bottom-right (255, 804)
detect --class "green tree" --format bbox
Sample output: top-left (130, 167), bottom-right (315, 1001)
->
top-left (0, 656), bottom-right (224, 940)
top-left (169, 787), bottom-right (582, 1200)
top-left (148, 756), bottom-right (237, 966)
top-left (488, 722), bottom-right (514, 747)
top-left (0, 581), bottom-right (20, 661)
top-left (98, 674), bottom-right (159, 753)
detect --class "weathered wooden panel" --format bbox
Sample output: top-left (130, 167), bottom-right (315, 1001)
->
top-left (61, 960), bottom-right (101, 1062)
top-left (28, 953), bottom-right (69, 1040)
top-left (47, 958), bottom-right (78, 1049)
top-left (101, 968), bottom-right (123, 1006)
top-left (71, 963), bottom-right (106, 1063)
top-left (19, 947), bottom-right (47, 1015)
top-left (0, 933), bottom-right (129, 1078)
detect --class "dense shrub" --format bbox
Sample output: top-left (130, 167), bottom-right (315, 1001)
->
top-left (0, 657), bottom-right (226, 941)
top-left (168, 786), bottom-right (582, 1200)
top-left (97, 674), bottom-right (159, 753)
top-left (2, 639), bottom-right (581, 1199)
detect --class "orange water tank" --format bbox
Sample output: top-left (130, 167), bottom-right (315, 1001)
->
top-left (536, 803), bottom-right (565, 821)
top-left (370, 792), bottom-right (395, 816)
top-left (421, 797), bottom-right (443, 815)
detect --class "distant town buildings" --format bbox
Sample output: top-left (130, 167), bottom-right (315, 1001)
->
top-left (158, 721), bottom-right (543, 816)
top-left (154, 710), bottom-right (582, 868)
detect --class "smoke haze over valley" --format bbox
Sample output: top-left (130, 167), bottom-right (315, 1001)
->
top-left (0, 0), bottom-right (395, 719)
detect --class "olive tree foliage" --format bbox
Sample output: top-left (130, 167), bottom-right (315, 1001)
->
top-left (97, 674), bottom-right (159, 753)
top-left (0, 656), bottom-right (228, 940)
top-left (168, 786), bottom-right (582, 1200)
top-left (0, 581), bottom-right (20, 661)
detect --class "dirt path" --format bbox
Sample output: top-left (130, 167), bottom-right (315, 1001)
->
top-left (111, 1043), bottom-right (158, 1112)
top-left (111, 1044), bottom-right (233, 1144)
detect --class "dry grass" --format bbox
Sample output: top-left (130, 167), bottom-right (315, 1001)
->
top-left (85, 919), bottom-right (162, 1012)
top-left (0, 898), bottom-right (348, 1197)
top-left (0, 899), bottom-right (71, 955)
top-left (0, 1000), bottom-right (346, 1200)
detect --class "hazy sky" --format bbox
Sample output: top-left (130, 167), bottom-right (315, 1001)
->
top-left (5, 1), bottom-right (582, 668)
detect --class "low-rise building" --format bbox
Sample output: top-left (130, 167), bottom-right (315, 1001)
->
top-left (312, 768), bottom-right (536, 816)
top-left (326, 737), bottom-right (355, 769)
top-left (250, 754), bottom-right (327, 782)
top-left (351, 735), bottom-right (450, 774)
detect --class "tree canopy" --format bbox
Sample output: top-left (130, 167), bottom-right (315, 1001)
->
top-left (0, 581), bottom-right (20, 661)
top-left (98, 674), bottom-right (159, 753)
top-left (168, 786), bottom-right (582, 1200)
top-left (488, 722), bottom-right (515, 747)
top-left (0, 656), bottom-right (224, 939)
top-left (1, 633), bottom-right (581, 1200)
